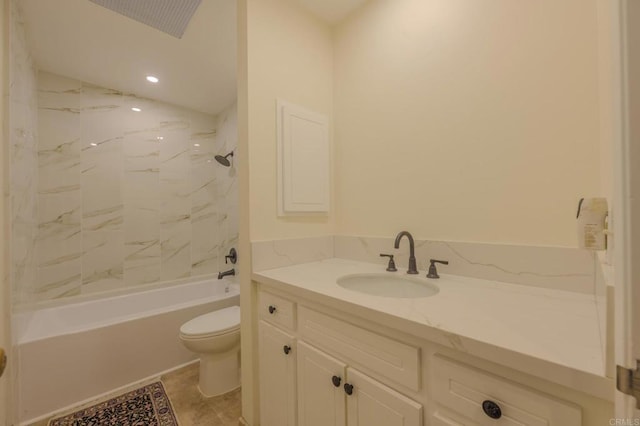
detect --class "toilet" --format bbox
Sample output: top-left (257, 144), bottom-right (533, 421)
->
top-left (179, 305), bottom-right (241, 397)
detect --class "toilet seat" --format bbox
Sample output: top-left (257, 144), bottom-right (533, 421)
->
top-left (180, 306), bottom-right (240, 339)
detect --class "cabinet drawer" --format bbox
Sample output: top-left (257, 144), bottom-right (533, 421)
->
top-left (259, 290), bottom-right (296, 331)
top-left (298, 306), bottom-right (420, 391)
top-left (432, 355), bottom-right (581, 425)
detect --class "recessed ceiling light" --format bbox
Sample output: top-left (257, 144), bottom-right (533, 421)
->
top-left (157, 136), bottom-right (164, 141)
top-left (194, 143), bottom-right (201, 147)
top-left (90, 143), bottom-right (97, 147)
top-left (146, 75), bottom-right (159, 83)
top-left (131, 107), bottom-right (142, 112)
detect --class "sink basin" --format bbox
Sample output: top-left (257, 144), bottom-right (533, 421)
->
top-left (337, 273), bottom-right (439, 298)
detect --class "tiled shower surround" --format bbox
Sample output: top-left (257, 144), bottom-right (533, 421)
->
top-left (9, 0), bottom-right (39, 308)
top-left (16, 71), bottom-right (238, 305)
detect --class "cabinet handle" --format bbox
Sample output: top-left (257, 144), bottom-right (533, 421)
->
top-left (268, 305), bottom-right (276, 314)
top-left (283, 345), bottom-right (291, 355)
top-left (344, 383), bottom-right (354, 395)
top-left (0, 348), bottom-right (6, 378)
top-left (482, 400), bottom-right (502, 419)
top-left (331, 375), bottom-right (342, 387)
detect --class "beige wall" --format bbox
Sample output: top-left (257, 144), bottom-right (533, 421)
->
top-left (597, 0), bottom-right (615, 204)
top-left (246, 0), bottom-right (334, 242)
top-left (239, 0), bottom-right (334, 423)
top-left (0, 0), bottom-right (7, 419)
top-left (334, 0), bottom-right (604, 247)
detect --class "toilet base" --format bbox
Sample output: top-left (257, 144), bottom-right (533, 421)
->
top-left (198, 348), bottom-right (240, 397)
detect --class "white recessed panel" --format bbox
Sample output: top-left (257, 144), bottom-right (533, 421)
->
top-left (277, 100), bottom-right (330, 215)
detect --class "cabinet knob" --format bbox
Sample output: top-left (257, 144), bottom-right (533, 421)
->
top-left (283, 345), bottom-right (291, 355)
top-left (482, 400), bottom-right (502, 419)
top-left (331, 375), bottom-right (342, 387)
top-left (344, 383), bottom-right (354, 395)
top-left (268, 305), bottom-right (277, 314)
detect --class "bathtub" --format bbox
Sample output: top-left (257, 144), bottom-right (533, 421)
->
top-left (13, 276), bottom-right (239, 424)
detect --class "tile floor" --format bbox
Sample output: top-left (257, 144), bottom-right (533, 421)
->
top-left (162, 363), bottom-right (242, 425)
top-left (31, 362), bottom-right (242, 426)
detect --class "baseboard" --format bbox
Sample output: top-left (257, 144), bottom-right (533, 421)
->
top-left (22, 360), bottom-right (199, 426)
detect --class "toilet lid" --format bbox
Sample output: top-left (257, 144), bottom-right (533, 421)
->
top-left (180, 306), bottom-right (240, 337)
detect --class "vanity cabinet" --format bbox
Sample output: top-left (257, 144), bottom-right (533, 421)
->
top-left (430, 355), bottom-right (581, 425)
top-left (297, 341), bottom-right (346, 426)
top-left (258, 290), bottom-right (423, 426)
top-left (297, 341), bottom-right (422, 426)
top-left (256, 287), bottom-right (592, 426)
top-left (258, 320), bottom-right (296, 426)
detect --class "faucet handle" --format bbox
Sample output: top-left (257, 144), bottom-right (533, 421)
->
top-left (427, 259), bottom-right (449, 279)
top-left (225, 248), bottom-right (237, 264)
top-left (379, 254), bottom-right (397, 272)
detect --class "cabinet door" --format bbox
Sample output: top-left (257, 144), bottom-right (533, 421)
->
top-left (345, 368), bottom-right (423, 426)
top-left (297, 341), bottom-right (347, 426)
top-left (259, 321), bottom-right (296, 426)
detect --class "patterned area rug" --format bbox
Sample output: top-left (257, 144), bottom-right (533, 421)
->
top-left (49, 382), bottom-right (178, 426)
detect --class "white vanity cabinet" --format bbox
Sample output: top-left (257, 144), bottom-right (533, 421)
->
top-left (297, 341), bottom-right (346, 426)
top-left (296, 341), bottom-right (422, 426)
top-left (258, 320), bottom-right (296, 426)
top-left (258, 289), bottom-right (423, 426)
top-left (430, 356), bottom-right (581, 425)
top-left (256, 286), bottom-right (596, 426)
top-left (258, 290), bottom-right (298, 426)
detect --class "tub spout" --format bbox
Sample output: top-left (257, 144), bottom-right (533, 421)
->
top-left (218, 269), bottom-right (235, 279)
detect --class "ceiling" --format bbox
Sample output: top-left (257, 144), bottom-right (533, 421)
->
top-left (298, 0), bottom-right (369, 23)
top-left (19, 0), bottom-right (365, 115)
top-left (20, 0), bottom-right (237, 115)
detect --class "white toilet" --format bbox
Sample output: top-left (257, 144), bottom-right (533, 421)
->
top-left (179, 305), bottom-right (241, 397)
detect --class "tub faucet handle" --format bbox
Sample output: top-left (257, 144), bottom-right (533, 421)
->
top-left (225, 248), bottom-right (237, 264)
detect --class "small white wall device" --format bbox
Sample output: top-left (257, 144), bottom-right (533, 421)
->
top-left (576, 197), bottom-right (608, 251)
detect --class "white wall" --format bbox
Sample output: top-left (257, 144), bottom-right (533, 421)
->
top-left (334, 0), bottom-right (604, 247)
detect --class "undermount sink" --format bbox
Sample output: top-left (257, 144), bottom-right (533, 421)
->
top-left (337, 273), bottom-right (439, 298)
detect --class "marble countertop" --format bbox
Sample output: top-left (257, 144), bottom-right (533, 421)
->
top-left (253, 258), bottom-right (613, 400)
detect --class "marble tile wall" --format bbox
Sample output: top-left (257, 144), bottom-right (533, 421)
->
top-left (334, 236), bottom-right (596, 294)
top-left (23, 71), bottom-right (238, 305)
top-left (8, 1), bottom-right (38, 422)
top-left (595, 251), bottom-right (613, 377)
top-left (251, 236), bottom-right (334, 272)
top-left (214, 104), bottom-right (239, 271)
top-left (9, 0), bottom-right (39, 306)
top-left (251, 235), bottom-right (596, 295)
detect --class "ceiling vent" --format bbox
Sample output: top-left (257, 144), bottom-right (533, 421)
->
top-left (88, 0), bottom-right (202, 39)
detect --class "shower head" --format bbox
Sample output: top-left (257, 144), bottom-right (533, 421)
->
top-left (214, 151), bottom-right (234, 167)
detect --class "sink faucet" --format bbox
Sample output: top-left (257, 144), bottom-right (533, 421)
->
top-left (394, 231), bottom-right (418, 274)
top-left (218, 268), bottom-right (235, 279)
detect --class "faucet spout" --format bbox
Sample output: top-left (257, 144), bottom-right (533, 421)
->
top-left (394, 231), bottom-right (418, 274)
top-left (218, 268), bottom-right (236, 279)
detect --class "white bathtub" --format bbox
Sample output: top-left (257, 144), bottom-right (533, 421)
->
top-left (14, 276), bottom-right (240, 424)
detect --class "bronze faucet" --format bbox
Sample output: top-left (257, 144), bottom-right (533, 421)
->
top-left (394, 231), bottom-right (418, 274)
